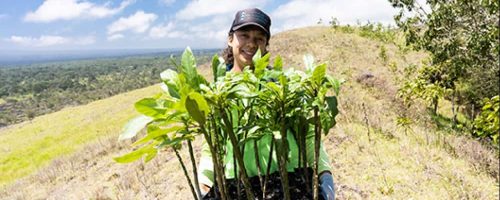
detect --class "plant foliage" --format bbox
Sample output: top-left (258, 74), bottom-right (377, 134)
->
top-left (115, 47), bottom-right (341, 200)
top-left (390, 0), bottom-right (499, 144)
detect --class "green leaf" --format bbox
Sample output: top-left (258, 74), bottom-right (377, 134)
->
top-left (228, 84), bottom-right (255, 98)
top-left (113, 143), bottom-right (157, 163)
top-left (327, 76), bottom-right (342, 96)
top-left (144, 148), bottom-right (158, 162)
top-left (158, 136), bottom-right (186, 148)
top-left (312, 63), bottom-right (326, 86)
top-left (265, 82), bottom-right (282, 96)
top-left (181, 47), bottom-right (200, 90)
top-left (211, 54), bottom-right (220, 82)
top-left (253, 49), bottom-right (270, 79)
top-left (119, 115), bottom-right (153, 140)
top-left (132, 124), bottom-right (184, 146)
top-left (134, 98), bottom-right (169, 118)
top-left (181, 47), bottom-right (196, 75)
top-left (185, 92), bottom-right (210, 124)
top-left (160, 69), bottom-right (180, 98)
top-left (322, 96), bottom-right (339, 134)
top-left (211, 54), bottom-right (227, 82)
top-left (252, 48), bottom-right (262, 66)
top-left (263, 69), bottom-right (281, 82)
top-left (303, 54), bottom-right (314, 72)
top-left (278, 73), bottom-right (288, 89)
top-left (211, 54), bottom-right (222, 82)
top-left (216, 59), bottom-right (227, 80)
top-left (273, 55), bottom-right (283, 71)
top-left (160, 69), bottom-right (178, 82)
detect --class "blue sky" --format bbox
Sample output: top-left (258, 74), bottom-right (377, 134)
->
top-left (0, 0), bottom-right (400, 51)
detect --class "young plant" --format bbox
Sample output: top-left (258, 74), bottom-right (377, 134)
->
top-left (114, 47), bottom-right (342, 200)
top-left (300, 55), bottom-right (340, 200)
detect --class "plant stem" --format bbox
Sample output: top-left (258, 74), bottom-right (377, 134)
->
top-left (220, 108), bottom-right (255, 200)
top-left (279, 102), bottom-right (291, 200)
top-left (299, 117), bottom-right (310, 194)
top-left (187, 140), bottom-right (202, 200)
top-left (294, 116), bottom-right (307, 185)
top-left (201, 124), bottom-right (227, 200)
top-left (173, 147), bottom-right (198, 200)
top-left (312, 108), bottom-right (322, 200)
top-left (263, 136), bottom-right (275, 197)
top-left (212, 117), bottom-right (229, 199)
top-left (234, 153), bottom-right (240, 200)
top-left (253, 139), bottom-right (264, 197)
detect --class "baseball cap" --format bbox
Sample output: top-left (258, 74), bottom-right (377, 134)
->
top-left (230, 8), bottom-right (271, 39)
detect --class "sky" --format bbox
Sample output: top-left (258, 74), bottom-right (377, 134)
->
top-left (0, 0), bottom-right (400, 51)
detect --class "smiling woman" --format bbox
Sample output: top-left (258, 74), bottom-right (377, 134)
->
top-left (198, 8), bottom-right (335, 200)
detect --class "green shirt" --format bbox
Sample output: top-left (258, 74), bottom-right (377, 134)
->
top-left (198, 130), bottom-right (331, 186)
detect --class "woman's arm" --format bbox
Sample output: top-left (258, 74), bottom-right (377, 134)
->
top-left (198, 141), bottom-right (214, 194)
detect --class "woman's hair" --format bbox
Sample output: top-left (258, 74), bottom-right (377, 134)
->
top-left (222, 31), bottom-right (235, 65)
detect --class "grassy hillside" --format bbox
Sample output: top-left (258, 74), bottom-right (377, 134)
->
top-left (1, 26), bottom-right (498, 199)
top-left (0, 85), bottom-right (160, 186)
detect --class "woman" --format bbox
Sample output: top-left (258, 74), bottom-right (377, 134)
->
top-left (198, 8), bottom-right (335, 200)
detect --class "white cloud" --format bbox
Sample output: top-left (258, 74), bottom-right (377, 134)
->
top-left (24, 0), bottom-right (134, 23)
top-left (107, 34), bottom-right (125, 41)
top-left (176, 0), bottom-right (267, 20)
top-left (149, 22), bottom-right (184, 39)
top-left (9, 35), bottom-right (68, 47)
top-left (272, 0), bottom-right (398, 32)
top-left (7, 35), bottom-right (95, 47)
top-left (186, 16), bottom-right (231, 41)
top-left (159, 0), bottom-right (176, 6)
top-left (107, 11), bottom-right (158, 35)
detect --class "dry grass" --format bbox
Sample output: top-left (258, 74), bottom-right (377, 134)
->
top-left (0, 135), bottom-right (205, 200)
top-left (0, 26), bottom-right (498, 199)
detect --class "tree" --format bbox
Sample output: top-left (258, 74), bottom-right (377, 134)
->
top-left (390, 0), bottom-right (499, 116)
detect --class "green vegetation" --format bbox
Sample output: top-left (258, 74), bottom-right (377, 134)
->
top-left (115, 48), bottom-right (341, 200)
top-left (0, 84), bottom-right (160, 186)
top-left (473, 96), bottom-right (499, 145)
top-left (389, 0), bottom-right (499, 145)
top-left (0, 26), bottom-right (497, 200)
top-left (0, 51), bottom-right (216, 127)
top-left (330, 20), bottom-right (399, 44)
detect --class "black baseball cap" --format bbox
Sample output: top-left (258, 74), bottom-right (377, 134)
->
top-left (230, 8), bottom-right (271, 39)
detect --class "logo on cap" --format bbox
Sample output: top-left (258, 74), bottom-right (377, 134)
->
top-left (240, 11), bottom-right (246, 21)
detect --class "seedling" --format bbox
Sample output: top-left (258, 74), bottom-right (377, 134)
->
top-left (114, 47), bottom-right (341, 200)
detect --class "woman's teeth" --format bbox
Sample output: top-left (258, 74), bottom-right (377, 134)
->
top-left (243, 50), bottom-right (254, 56)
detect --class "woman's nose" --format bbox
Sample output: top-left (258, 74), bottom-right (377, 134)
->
top-left (247, 38), bottom-right (257, 47)
top-left (248, 39), bottom-right (257, 47)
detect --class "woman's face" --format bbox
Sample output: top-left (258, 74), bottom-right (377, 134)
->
top-left (228, 26), bottom-right (268, 71)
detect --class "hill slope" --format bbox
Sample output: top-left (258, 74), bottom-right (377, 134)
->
top-left (1, 26), bottom-right (498, 199)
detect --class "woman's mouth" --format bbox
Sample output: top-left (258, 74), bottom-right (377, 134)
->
top-left (241, 49), bottom-right (255, 60)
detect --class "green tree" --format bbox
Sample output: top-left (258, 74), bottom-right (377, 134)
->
top-left (390, 0), bottom-right (499, 115)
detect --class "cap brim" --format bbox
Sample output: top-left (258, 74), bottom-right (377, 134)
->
top-left (231, 22), bottom-right (269, 35)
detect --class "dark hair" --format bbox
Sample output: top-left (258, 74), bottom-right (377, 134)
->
top-left (222, 32), bottom-right (235, 65)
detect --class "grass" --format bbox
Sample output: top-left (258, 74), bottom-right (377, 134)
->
top-left (0, 84), bottom-right (160, 186)
top-left (0, 25), bottom-right (498, 199)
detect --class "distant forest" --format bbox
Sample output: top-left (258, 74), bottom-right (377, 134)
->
top-left (0, 49), bottom-right (218, 127)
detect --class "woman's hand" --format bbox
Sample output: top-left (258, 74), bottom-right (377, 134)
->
top-left (200, 184), bottom-right (211, 197)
